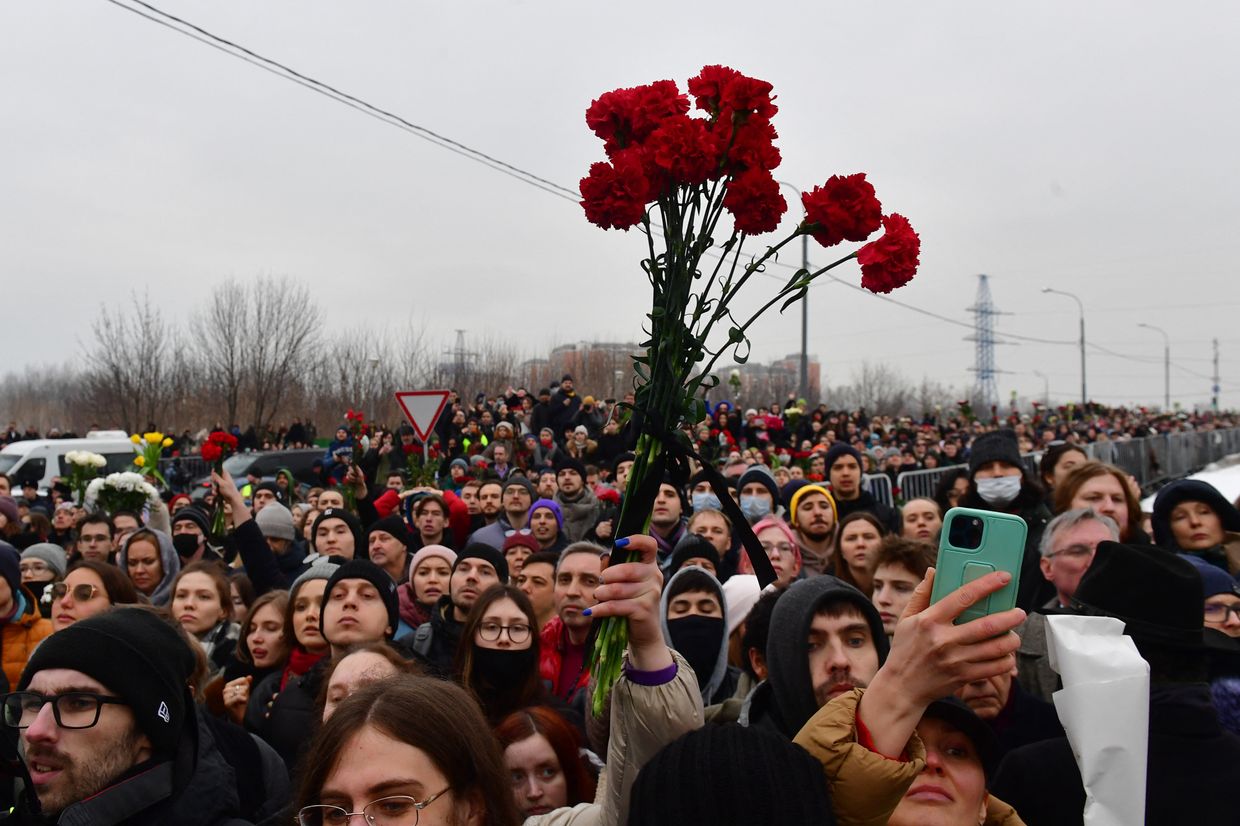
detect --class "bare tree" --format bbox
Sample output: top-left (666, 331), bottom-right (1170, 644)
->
top-left (831, 361), bottom-right (915, 415)
top-left (82, 292), bottom-right (172, 430)
top-left (192, 282), bottom-right (247, 427)
top-left (247, 276), bottom-right (321, 430)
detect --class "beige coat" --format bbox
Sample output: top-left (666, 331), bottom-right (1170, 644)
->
top-left (526, 650), bottom-right (703, 826)
top-left (793, 689), bottom-right (1025, 826)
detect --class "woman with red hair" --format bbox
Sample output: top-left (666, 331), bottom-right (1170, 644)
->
top-left (494, 705), bottom-right (597, 819)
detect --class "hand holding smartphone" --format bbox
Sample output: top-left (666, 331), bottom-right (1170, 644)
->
top-left (930, 507), bottom-right (1027, 625)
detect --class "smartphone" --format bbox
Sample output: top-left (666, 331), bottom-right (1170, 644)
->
top-left (930, 507), bottom-right (1026, 625)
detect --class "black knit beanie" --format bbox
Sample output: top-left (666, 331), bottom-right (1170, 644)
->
top-left (19, 608), bottom-right (193, 759)
top-left (668, 533), bottom-right (721, 574)
top-left (311, 508), bottom-right (364, 555)
top-left (368, 514), bottom-right (412, 549)
top-left (627, 724), bottom-right (835, 825)
top-left (824, 442), bottom-right (863, 474)
top-left (454, 542), bottom-right (509, 584)
top-left (170, 506), bottom-right (211, 536)
top-left (321, 559), bottom-right (400, 639)
top-left (967, 429), bottom-right (1022, 475)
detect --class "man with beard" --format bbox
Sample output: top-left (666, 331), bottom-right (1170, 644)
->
top-left (475, 480), bottom-right (504, 527)
top-left (788, 484), bottom-right (838, 575)
top-left (4, 608), bottom-right (270, 823)
top-left (709, 575), bottom-right (889, 740)
top-left (553, 458), bottom-right (601, 544)
top-left (539, 543), bottom-right (603, 706)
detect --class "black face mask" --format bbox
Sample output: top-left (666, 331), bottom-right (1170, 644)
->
top-left (471, 646), bottom-right (536, 687)
top-left (668, 615), bottom-right (725, 687)
top-left (172, 534), bottom-right (201, 559)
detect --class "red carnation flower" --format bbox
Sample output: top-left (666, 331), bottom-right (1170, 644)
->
top-left (646, 114), bottom-right (719, 186)
top-left (687, 65), bottom-right (742, 115)
top-left (580, 148), bottom-right (653, 230)
top-left (201, 442), bottom-right (221, 462)
top-left (586, 81), bottom-right (688, 156)
top-left (723, 168), bottom-right (787, 235)
top-left (801, 174), bottom-right (883, 248)
top-left (716, 116), bottom-right (781, 174)
top-left (857, 213), bottom-right (920, 294)
top-left (720, 74), bottom-right (777, 121)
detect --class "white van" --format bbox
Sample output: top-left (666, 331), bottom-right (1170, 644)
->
top-left (0, 431), bottom-right (139, 493)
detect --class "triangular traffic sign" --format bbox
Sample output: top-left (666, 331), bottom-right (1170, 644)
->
top-left (394, 390), bottom-right (451, 442)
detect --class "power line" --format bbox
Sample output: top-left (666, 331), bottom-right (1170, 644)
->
top-left (100, 0), bottom-right (581, 202)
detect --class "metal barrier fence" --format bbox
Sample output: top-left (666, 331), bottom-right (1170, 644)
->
top-left (862, 474), bottom-right (894, 507)
top-left (893, 427), bottom-right (1240, 506)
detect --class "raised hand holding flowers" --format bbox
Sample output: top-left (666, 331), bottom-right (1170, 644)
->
top-left (580, 64), bottom-right (921, 715)
top-left (200, 430), bottom-right (239, 535)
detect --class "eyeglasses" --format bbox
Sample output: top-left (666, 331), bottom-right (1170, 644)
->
top-left (50, 583), bottom-right (101, 602)
top-left (1205, 604), bottom-right (1240, 623)
top-left (760, 542), bottom-right (794, 556)
top-left (2, 691), bottom-right (129, 730)
top-left (297, 791), bottom-right (450, 826)
top-left (503, 528), bottom-right (532, 537)
top-left (477, 621), bottom-right (531, 644)
top-left (18, 561), bottom-right (49, 575)
top-left (1044, 544), bottom-right (1095, 560)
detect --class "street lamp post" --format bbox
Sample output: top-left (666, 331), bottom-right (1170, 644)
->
top-left (1042, 288), bottom-right (1086, 407)
top-left (777, 181), bottom-right (809, 402)
top-left (1137, 323), bottom-right (1170, 410)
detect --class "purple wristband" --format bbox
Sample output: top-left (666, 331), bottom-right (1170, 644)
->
top-left (623, 659), bottom-right (678, 687)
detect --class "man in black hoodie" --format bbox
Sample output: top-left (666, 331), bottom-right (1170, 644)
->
top-left (709, 575), bottom-right (890, 740)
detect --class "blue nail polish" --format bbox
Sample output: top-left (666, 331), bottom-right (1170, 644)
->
top-left (581, 608), bottom-right (593, 616)
top-left (614, 537), bottom-right (630, 549)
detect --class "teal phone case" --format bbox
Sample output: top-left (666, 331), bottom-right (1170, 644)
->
top-left (930, 507), bottom-right (1027, 625)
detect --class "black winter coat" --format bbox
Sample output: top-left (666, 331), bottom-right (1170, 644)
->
top-left (249, 660), bottom-right (327, 774)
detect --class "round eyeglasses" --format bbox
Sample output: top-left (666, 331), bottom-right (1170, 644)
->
top-left (297, 790), bottom-right (450, 826)
top-left (476, 621), bottom-right (531, 644)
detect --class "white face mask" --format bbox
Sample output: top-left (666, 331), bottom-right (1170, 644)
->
top-left (976, 475), bottom-right (1021, 507)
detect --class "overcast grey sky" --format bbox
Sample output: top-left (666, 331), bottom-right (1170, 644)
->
top-left (3, 1), bottom-right (1238, 409)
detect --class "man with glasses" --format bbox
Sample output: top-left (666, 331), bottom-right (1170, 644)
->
top-left (2, 607), bottom-right (256, 823)
top-left (74, 514), bottom-right (115, 563)
top-left (1016, 507), bottom-right (1119, 702)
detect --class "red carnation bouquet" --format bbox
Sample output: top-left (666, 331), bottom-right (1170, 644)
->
top-left (200, 430), bottom-right (238, 535)
top-left (581, 65), bottom-right (921, 714)
top-left (342, 409), bottom-right (369, 510)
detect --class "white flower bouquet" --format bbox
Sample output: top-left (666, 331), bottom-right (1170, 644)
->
top-left (84, 471), bottom-right (160, 516)
top-left (65, 450), bottom-right (107, 506)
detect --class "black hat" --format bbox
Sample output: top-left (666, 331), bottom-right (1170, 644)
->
top-left (612, 452), bottom-right (636, 475)
top-left (669, 533), bottom-right (721, 574)
top-left (322, 559), bottom-right (400, 640)
top-left (1070, 541), bottom-right (1206, 649)
top-left (737, 464), bottom-right (779, 502)
top-left (19, 608), bottom-right (194, 758)
top-left (1151, 479), bottom-right (1240, 550)
top-left (824, 442), bottom-right (863, 473)
top-left (253, 480), bottom-right (284, 504)
top-left (627, 724), bottom-right (833, 825)
top-left (454, 542), bottom-right (509, 584)
top-left (310, 508), bottom-right (364, 555)
top-left (561, 373), bottom-right (574, 382)
top-left (556, 456), bottom-right (587, 479)
top-left (967, 430), bottom-right (1022, 475)
top-left (170, 505), bottom-right (211, 536)
top-left (367, 514), bottom-right (412, 549)
top-left (922, 697), bottom-right (1002, 779)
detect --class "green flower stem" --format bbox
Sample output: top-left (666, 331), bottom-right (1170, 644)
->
top-left (590, 432), bottom-right (663, 717)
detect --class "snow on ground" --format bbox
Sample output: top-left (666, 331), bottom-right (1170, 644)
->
top-left (1141, 454), bottom-right (1240, 511)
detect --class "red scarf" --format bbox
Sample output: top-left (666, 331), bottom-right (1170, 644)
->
top-left (281, 647), bottom-right (325, 690)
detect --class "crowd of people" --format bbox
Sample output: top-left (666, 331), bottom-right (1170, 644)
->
top-left (0, 382), bottom-right (1239, 825)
